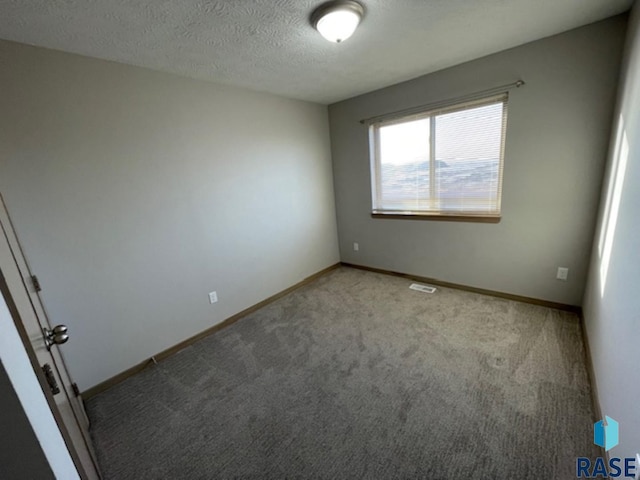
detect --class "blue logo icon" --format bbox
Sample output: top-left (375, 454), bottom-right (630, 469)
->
top-left (575, 417), bottom-right (635, 477)
top-left (594, 416), bottom-right (619, 451)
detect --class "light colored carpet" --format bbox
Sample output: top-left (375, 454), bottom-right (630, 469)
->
top-left (87, 266), bottom-right (598, 479)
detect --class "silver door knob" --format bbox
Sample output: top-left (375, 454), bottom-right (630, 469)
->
top-left (43, 325), bottom-right (69, 349)
top-left (51, 325), bottom-right (68, 335)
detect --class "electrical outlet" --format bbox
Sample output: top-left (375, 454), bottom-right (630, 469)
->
top-left (556, 267), bottom-right (569, 281)
top-left (353, 242), bottom-right (359, 251)
top-left (208, 291), bottom-right (218, 304)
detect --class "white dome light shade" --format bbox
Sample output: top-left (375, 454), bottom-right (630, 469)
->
top-left (311, 1), bottom-right (364, 43)
top-left (316, 9), bottom-right (360, 43)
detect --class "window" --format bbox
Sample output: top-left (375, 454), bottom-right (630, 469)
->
top-left (370, 94), bottom-right (508, 220)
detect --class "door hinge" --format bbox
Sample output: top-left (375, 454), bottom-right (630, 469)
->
top-left (31, 274), bottom-right (42, 292)
top-left (71, 383), bottom-right (81, 397)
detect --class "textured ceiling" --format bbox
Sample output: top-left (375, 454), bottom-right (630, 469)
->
top-left (0, 0), bottom-right (632, 104)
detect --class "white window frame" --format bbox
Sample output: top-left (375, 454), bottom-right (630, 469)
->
top-left (369, 94), bottom-right (509, 222)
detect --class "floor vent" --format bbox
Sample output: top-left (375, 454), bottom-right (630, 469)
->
top-left (409, 283), bottom-right (437, 294)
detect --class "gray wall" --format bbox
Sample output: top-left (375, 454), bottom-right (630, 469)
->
top-left (329, 16), bottom-right (627, 305)
top-left (0, 41), bottom-right (339, 390)
top-left (583, 2), bottom-right (640, 461)
top-left (0, 360), bottom-right (54, 480)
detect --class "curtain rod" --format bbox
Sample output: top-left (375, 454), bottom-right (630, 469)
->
top-left (359, 80), bottom-right (525, 125)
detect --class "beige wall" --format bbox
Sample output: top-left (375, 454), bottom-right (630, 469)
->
top-left (329, 16), bottom-right (626, 305)
top-left (583, 2), bottom-right (640, 461)
top-left (0, 40), bottom-right (339, 390)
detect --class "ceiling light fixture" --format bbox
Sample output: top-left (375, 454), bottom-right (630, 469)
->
top-left (310, 0), bottom-right (364, 44)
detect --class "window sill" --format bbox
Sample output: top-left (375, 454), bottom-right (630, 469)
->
top-left (371, 212), bottom-right (501, 223)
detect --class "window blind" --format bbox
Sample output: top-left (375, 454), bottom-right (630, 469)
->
top-left (370, 94), bottom-right (508, 217)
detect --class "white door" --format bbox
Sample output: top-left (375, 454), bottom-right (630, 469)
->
top-left (0, 195), bottom-right (101, 480)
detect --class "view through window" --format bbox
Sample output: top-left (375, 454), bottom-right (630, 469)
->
top-left (370, 94), bottom-right (508, 218)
